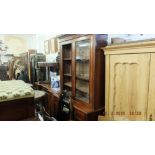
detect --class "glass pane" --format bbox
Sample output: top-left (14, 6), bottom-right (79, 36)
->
top-left (75, 39), bottom-right (90, 103)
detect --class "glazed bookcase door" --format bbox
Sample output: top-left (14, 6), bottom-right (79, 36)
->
top-left (75, 39), bottom-right (91, 104)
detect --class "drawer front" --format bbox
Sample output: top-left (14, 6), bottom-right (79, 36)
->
top-left (74, 109), bottom-right (86, 121)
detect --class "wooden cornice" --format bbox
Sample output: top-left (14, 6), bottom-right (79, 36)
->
top-left (102, 39), bottom-right (155, 55)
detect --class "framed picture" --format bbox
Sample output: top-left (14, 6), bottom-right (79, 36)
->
top-left (49, 37), bottom-right (58, 53)
top-left (44, 40), bottom-right (50, 54)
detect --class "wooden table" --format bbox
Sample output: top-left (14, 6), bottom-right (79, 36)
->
top-left (35, 82), bottom-right (60, 119)
top-left (34, 90), bottom-right (46, 101)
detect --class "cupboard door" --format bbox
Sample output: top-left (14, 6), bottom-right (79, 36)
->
top-left (109, 54), bottom-right (150, 120)
top-left (147, 53), bottom-right (155, 120)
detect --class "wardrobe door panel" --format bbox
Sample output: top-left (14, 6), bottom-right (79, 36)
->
top-left (109, 54), bottom-right (150, 120)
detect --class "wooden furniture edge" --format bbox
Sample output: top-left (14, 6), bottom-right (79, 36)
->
top-left (101, 40), bottom-right (155, 55)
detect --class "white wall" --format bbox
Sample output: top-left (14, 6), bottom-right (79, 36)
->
top-left (0, 34), bottom-right (59, 56)
top-left (0, 34), bottom-right (37, 56)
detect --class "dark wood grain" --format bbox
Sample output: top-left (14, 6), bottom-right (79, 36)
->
top-left (35, 82), bottom-right (60, 119)
top-left (0, 97), bottom-right (35, 121)
top-left (59, 34), bottom-right (107, 120)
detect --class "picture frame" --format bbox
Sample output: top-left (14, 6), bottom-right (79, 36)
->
top-left (49, 37), bottom-right (58, 53)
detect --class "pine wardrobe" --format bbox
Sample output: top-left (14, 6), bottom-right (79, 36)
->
top-left (103, 40), bottom-right (155, 121)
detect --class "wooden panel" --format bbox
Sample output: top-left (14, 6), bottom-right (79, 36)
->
top-left (48, 93), bottom-right (53, 116)
top-left (103, 40), bottom-right (155, 55)
top-left (53, 96), bottom-right (59, 118)
top-left (73, 99), bottom-right (104, 121)
top-left (147, 53), bottom-right (155, 120)
top-left (74, 109), bottom-right (86, 121)
top-left (105, 55), bottom-right (110, 117)
top-left (109, 54), bottom-right (150, 120)
top-left (58, 34), bottom-right (87, 43)
top-left (0, 97), bottom-right (35, 121)
top-left (72, 40), bottom-right (76, 98)
top-left (94, 49), bottom-right (105, 109)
